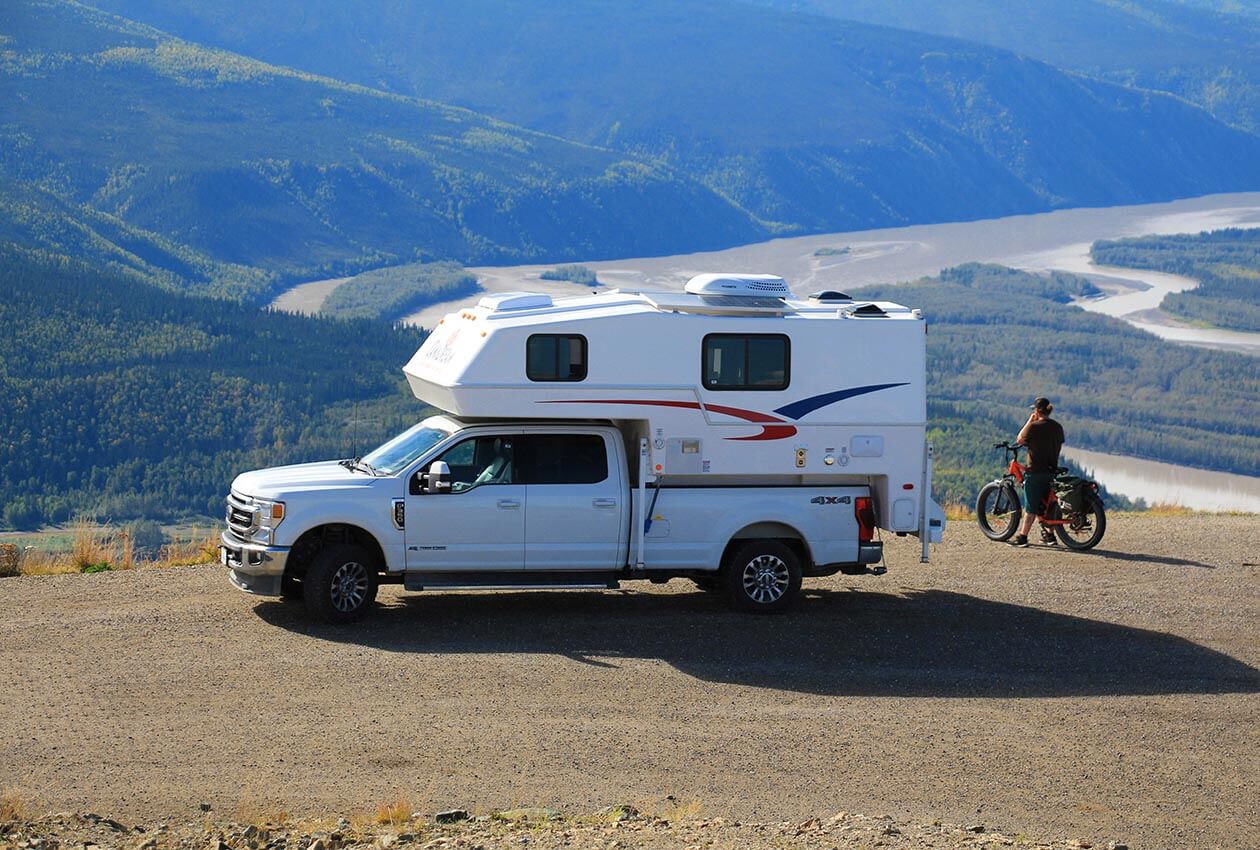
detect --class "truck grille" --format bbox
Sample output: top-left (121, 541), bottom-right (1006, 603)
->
top-left (226, 493), bottom-right (258, 536)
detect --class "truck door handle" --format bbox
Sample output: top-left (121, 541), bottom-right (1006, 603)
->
top-left (592, 498), bottom-right (617, 508)
top-left (496, 499), bottom-right (521, 509)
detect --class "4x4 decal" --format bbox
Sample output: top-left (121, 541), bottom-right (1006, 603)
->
top-left (810, 495), bottom-right (852, 505)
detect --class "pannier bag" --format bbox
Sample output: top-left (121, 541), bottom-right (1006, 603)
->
top-left (1054, 474), bottom-right (1092, 513)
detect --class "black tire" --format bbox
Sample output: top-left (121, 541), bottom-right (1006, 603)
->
top-left (722, 540), bottom-right (802, 614)
top-left (976, 481), bottom-right (1021, 541)
top-left (302, 544), bottom-right (379, 623)
top-left (1055, 496), bottom-right (1107, 550)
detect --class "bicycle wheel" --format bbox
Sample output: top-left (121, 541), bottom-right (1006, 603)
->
top-left (976, 481), bottom-right (1021, 541)
top-left (1055, 496), bottom-right (1106, 550)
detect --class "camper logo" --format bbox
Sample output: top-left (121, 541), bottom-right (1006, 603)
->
top-left (539, 383), bottom-right (908, 441)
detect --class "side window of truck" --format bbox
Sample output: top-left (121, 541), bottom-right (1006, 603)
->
top-left (526, 334), bottom-right (587, 381)
top-left (515, 434), bottom-right (608, 484)
top-left (434, 436), bottom-right (514, 492)
top-left (702, 334), bottom-right (789, 390)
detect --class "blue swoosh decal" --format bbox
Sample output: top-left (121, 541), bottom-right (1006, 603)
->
top-left (774, 383), bottom-right (910, 421)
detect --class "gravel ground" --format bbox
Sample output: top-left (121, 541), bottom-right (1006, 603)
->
top-left (1, 515), bottom-right (1257, 849)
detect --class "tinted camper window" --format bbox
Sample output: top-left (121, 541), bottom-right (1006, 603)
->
top-left (703, 334), bottom-right (789, 390)
top-left (527, 334), bottom-right (588, 382)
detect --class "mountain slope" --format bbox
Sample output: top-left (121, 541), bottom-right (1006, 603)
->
top-left (76, 0), bottom-right (1260, 235)
top-left (751, 0), bottom-right (1260, 134)
top-left (0, 241), bottom-right (429, 527)
top-left (0, 1), bottom-right (763, 299)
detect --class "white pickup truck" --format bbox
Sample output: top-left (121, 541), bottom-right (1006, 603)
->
top-left (223, 275), bottom-right (943, 623)
top-left (224, 415), bottom-right (882, 622)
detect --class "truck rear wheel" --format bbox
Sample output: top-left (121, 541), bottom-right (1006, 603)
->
top-left (303, 544), bottom-right (379, 624)
top-left (722, 540), bottom-right (801, 614)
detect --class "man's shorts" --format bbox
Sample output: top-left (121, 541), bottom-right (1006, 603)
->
top-left (1022, 471), bottom-right (1055, 516)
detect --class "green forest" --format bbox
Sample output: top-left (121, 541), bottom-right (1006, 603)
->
top-left (319, 262), bottom-right (479, 321)
top-left (1092, 228), bottom-right (1260, 332)
top-left (0, 244), bottom-right (429, 529)
top-left (858, 264), bottom-right (1260, 506)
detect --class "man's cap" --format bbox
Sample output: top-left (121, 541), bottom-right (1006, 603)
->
top-left (1031, 397), bottom-right (1053, 412)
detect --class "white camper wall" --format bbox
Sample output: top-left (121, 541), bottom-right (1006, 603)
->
top-left (404, 291), bottom-right (930, 532)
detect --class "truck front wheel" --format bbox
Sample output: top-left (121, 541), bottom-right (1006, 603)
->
top-left (303, 544), bottom-right (379, 624)
top-left (722, 540), bottom-right (802, 614)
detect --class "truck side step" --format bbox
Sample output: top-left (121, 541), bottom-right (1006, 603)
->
top-left (404, 570), bottom-right (622, 592)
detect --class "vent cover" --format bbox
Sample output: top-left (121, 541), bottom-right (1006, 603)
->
top-left (684, 273), bottom-right (791, 298)
top-left (808, 290), bottom-right (853, 302)
top-left (478, 292), bottom-right (554, 312)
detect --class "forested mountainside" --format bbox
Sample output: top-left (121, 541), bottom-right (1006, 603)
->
top-left (752, 0), bottom-right (1260, 135)
top-left (73, 0), bottom-right (1260, 238)
top-left (1092, 228), bottom-right (1260, 332)
top-left (0, 244), bottom-right (428, 528)
top-left (856, 265), bottom-right (1260, 503)
top-left (0, 1), bottom-right (761, 301)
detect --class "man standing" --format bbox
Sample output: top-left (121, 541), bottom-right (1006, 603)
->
top-left (1009, 396), bottom-right (1065, 547)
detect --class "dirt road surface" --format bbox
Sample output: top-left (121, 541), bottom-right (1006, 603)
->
top-left (2, 515), bottom-right (1257, 849)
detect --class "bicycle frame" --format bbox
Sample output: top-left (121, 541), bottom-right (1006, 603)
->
top-left (998, 444), bottom-right (1069, 526)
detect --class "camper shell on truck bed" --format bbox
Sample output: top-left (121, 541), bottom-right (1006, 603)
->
top-left (222, 274), bottom-right (944, 623)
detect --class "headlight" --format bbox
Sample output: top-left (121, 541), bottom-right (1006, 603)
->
top-left (257, 499), bottom-right (286, 539)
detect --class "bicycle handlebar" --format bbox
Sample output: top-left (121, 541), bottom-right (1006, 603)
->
top-left (992, 441), bottom-right (1024, 451)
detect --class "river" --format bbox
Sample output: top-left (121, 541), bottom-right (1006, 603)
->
top-left (1062, 447), bottom-right (1260, 513)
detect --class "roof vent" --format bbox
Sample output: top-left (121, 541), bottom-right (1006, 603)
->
top-left (684, 273), bottom-right (790, 298)
top-left (849, 303), bottom-right (887, 317)
top-left (478, 292), bottom-right (553, 312)
top-left (808, 290), bottom-right (853, 302)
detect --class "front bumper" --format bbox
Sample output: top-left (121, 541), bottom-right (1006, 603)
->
top-left (221, 530), bottom-right (290, 597)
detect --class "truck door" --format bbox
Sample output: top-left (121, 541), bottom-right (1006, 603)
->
top-left (517, 433), bottom-right (624, 570)
top-left (405, 434), bottom-right (525, 570)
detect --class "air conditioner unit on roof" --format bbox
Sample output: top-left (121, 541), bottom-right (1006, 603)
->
top-left (684, 273), bottom-right (790, 298)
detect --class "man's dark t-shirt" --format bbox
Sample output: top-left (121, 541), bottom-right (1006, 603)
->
top-left (1024, 418), bottom-right (1065, 472)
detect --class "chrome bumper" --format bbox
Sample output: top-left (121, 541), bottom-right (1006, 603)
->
top-left (221, 530), bottom-right (289, 597)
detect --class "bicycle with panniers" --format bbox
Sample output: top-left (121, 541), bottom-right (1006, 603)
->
top-left (976, 441), bottom-right (1106, 549)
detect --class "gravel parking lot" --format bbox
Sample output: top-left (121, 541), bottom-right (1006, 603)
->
top-left (2, 514), bottom-right (1257, 849)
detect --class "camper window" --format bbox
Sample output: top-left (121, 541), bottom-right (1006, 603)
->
top-left (527, 334), bottom-right (588, 382)
top-left (702, 334), bottom-right (789, 391)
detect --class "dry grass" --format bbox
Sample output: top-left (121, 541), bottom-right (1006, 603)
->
top-left (69, 517), bottom-right (114, 572)
top-left (374, 796), bottom-right (414, 828)
top-left (14, 521), bottom-right (218, 576)
top-left (0, 787), bottom-right (32, 822)
top-left (232, 797), bottom-right (290, 829)
top-left (156, 530), bottom-right (218, 568)
top-left (17, 548), bottom-right (78, 576)
top-left (1140, 503), bottom-right (1199, 516)
top-left (941, 501), bottom-right (972, 521)
top-left (655, 798), bottom-right (702, 824)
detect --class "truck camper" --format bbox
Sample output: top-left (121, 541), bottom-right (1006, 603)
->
top-left (221, 273), bottom-right (945, 623)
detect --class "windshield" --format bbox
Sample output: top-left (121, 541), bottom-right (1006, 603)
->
top-left (361, 422), bottom-right (453, 475)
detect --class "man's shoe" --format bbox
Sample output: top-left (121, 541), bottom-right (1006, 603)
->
top-left (1008, 534), bottom-right (1029, 547)
top-left (1040, 528), bottom-right (1057, 545)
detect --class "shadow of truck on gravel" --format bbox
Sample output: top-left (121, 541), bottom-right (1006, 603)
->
top-left (254, 587), bottom-right (1260, 699)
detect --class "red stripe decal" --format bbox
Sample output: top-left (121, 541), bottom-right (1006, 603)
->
top-left (537, 399), bottom-right (796, 440)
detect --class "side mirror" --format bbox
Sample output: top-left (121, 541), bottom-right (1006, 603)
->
top-left (423, 460), bottom-right (451, 495)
